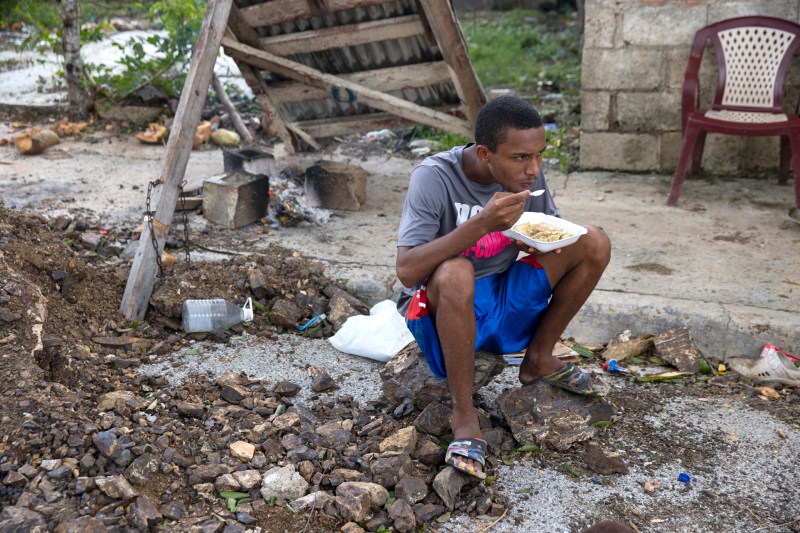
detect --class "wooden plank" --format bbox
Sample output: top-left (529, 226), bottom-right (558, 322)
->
top-left (296, 105), bottom-right (463, 138)
top-left (222, 37), bottom-right (473, 138)
top-left (226, 5), bottom-right (298, 152)
top-left (259, 15), bottom-right (424, 56)
top-left (120, 0), bottom-right (234, 320)
top-left (267, 61), bottom-right (451, 103)
top-left (418, 0), bottom-right (485, 125)
top-left (242, 0), bottom-right (390, 28)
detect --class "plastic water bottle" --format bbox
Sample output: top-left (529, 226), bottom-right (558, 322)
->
top-left (182, 297), bottom-right (254, 332)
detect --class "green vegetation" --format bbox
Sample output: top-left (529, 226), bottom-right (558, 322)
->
top-left (1, 0), bottom-right (203, 103)
top-left (461, 9), bottom-right (581, 103)
top-left (419, 8), bottom-right (582, 169)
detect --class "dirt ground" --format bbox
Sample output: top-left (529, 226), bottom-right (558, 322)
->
top-left (2, 114), bottom-right (800, 532)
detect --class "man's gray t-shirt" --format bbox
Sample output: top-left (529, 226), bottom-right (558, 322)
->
top-left (396, 144), bottom-right (559, 313)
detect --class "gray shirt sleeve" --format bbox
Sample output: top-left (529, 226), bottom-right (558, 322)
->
top-left (397, 165), bottom-right (448, 247)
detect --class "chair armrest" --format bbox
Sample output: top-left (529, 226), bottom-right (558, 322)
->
top-left (681, 31), bottom-right (709, 131)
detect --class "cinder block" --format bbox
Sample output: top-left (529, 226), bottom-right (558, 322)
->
top-left (700, 134), bottom-right (746, 174)
top-left (580, 132), bottom-right (659, 172)
top-left (660, 131), bottom-right (683, 173)
top-left (202, 172), bottom-right (269, 229)
top-left (581, 49), bottom-right (663, 90)
top-left (622, 4), bottom-right (707, 47)
top-left (743, 137), bottom-right (781, 174)
top-left (583, 3), bottom-right (616, 49)
top-left (617, 91), bottom-right (681, 132)
top-left (222, 148), bottom-right (276, 176)
top-left (581, 91), bottom-right (611, 132)
top-left (708, 1), bottom-right (799, 24)
top-left (304, 160), bottom-right (368, 211)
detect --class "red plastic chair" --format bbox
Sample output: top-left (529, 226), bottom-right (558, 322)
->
top-left (667, 16), bottom-right (800, 207)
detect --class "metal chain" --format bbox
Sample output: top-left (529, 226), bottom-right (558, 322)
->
top-left (146, 180), bottom-right (164, 278)
top-left (179, 180), bottom-right (190, 264)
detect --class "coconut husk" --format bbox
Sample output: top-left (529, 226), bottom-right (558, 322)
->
top-left (602, 330), bottom-right (655, 362)
top-left (13, 128), bottom-right (60, 155)
top-left (137, 123), bottom-right (168, 144)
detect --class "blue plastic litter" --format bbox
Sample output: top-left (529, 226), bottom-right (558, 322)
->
top-left (298, 314), bottom-right (326, 331)
top-left (604, 359), bottom-right (628, 373)
top-left (678, 472), bottom-right (691, 483)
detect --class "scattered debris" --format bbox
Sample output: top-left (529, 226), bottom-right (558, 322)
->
top-left (654, 328), bottom-right (700, 373)
top-left (136, 122), bottom-right (168, 144)
top-left (602, 330), bottom-right (654, 362)
top-left (12, 127), bottom-right (60, 155)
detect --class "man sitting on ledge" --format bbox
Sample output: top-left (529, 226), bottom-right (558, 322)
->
top-left (395, 96), bottom-right (611, 479)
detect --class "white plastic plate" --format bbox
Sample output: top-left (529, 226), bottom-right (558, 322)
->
top-left (503, 212), bottom-right (588, 252)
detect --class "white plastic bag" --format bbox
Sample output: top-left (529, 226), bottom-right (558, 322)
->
top-left (328, 300), bottom-right (414, 362)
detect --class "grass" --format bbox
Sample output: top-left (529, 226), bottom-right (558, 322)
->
top-left (460, 9), bottom-right (581, 99)
top-left (420, 8), bottom-right (582, 169)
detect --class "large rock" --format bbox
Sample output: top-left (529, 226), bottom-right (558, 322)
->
top-left (497, 380), bottom-right (615, 451)
top-left (381, 344), bottom-right (505, 408)
top-left (337, 481), bottom-right (389, 509)
top-left (432, 467), bottom-right (469, 510)
top-left (0, 507), bottom-right (47, 532)
top-left (260, 464), bottom-right (309, 502)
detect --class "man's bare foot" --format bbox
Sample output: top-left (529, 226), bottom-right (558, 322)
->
top-left (518, 354), bottom-right (564, 385)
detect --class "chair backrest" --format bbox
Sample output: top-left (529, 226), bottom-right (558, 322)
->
top-left (696, 16), bottom-right (800, 113)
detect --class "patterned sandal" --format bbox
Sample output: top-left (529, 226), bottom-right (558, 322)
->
top-left (445, 437), bottom-right (487, 480)
top-left (543, 363), bottom-right (608, 397)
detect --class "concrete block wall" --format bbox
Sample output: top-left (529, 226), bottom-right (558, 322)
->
top-left (580, 0), bottom-right (800, 175)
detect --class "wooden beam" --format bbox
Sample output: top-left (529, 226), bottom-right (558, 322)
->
top-left (211, 72), bottom-right (254, 145)
top-left (267, 61), bottom-right (451, 104)
top-left (296, 106), bottom-right (463, 138)
top-left (222, 37), bottom-right (473, 138)
top-left (242, 0), bottom-right (390, 28)
top-left (259, 15), bottom-right (425, 56)
top-left (120, 0), bottom-right (233, 321)
top-left (226, 5), bottom-right (298, 152)
top-left (417, 0), bottom-right (485, 125)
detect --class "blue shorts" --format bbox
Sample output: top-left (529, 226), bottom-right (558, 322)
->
top-left (406, 258), bottom-right (552, 379)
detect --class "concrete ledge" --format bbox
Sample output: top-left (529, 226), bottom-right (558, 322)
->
top-left (566, 290), bottom-right (799, 360)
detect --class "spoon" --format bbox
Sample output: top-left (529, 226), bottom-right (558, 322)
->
top-left (530, 189), bottom-right (545, 197)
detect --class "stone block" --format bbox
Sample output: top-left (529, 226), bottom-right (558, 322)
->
top-left (622, 4), bottom-right (707, 47)
top-left (580, 91), bottom-right (611, 132)
top-left (580, 132), bottom-right (660, 172)
top-left (583, 3), bottom-right (616, 49)
top-left (617, 91), bottom-right (682, 132)
top-left (222, 148), bottom-right (276, 176)
top-left (305, 160), bottom-right (368, 211)
top-left (581, 49), bottom-right (663, 91)
top-left (665, 46), bottom-right (692, 91)
top-left (743, 137), bottom-right (780, 174)
top-left (708, 1), bottom-right (799, 24)
top-left (701, 134), bottom-right (746, 174)
top-left (660, 131), bottom-right (683, 172)
top-left (202, 172), bottom-right (269, 229)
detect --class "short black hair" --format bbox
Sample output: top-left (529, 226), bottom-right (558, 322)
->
top-left (474, 95), bottom-right (543, 152)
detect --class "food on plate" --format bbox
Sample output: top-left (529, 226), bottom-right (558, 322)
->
top-left (513, 221), bottom-right (573, 242)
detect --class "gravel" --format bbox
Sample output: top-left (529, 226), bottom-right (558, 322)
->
top-left (138, 334), bottom-right (386, 406)
top-left (138, 337), bottom-right (800, 532)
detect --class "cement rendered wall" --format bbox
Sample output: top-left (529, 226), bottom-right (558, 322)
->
top-left (580, 0), bottom-right (800, 175)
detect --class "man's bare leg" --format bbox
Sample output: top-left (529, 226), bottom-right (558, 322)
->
top-left (518, 226), bottom-right (611, 384)
top-left (426, 257), bottom-right (483, 474)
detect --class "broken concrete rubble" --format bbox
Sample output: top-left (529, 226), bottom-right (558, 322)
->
top-left (497, 380), bottom-right (615, 451)
top-left (305, 160), bottom-right (368, 211)
top-left (380, 343), bottom-right (506, 409)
